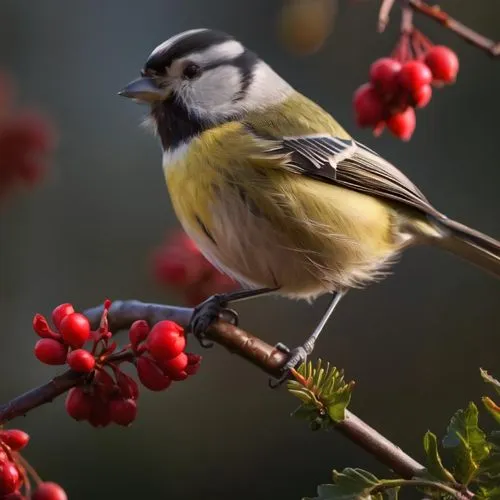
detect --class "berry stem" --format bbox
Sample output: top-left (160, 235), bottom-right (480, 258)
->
top-left (378, 0), bottom-right (500, 57)
top-left (408, 0), bottom-right (500, 57)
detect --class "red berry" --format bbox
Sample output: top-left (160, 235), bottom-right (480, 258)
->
top-left (398, 61), bottom-right (432, 93)
top-left (116, 371), bottom-right (139, 400)
top-left (109, 398), bottom-right (138, 426)
top-left (65, 387), bottom-right (93, 421)
top-left (387, 107), bottom-right (416, 141)
top-left (67, 349), bottom-right (95, 373)
top-left (353, 83), bottom-right (385, 127)
top-left (129, 320), bottom-right (149, 349)
top-left (369, 58), bottom-right (402, 96)
top-left (32, 482), bottom-right (68, 500)
top-left (159, 352), bottom-right (188, 378)
top-left (0, 449), bottom-right (8, 463)
top-left (93, 369), bottom-right (116, 397)
top-left (51, 303), bottom-right (74, 330)
top-left (87, 397), bottom-right (112, 428)
top-left (3, 491), bottom-right (23, 499)
top-left (411, 84), bottom-right (432, 108)
top-left (146, 321), bottom-right (186, 362)
top-left (425, 45), bottom-right (459, 83)
top-left (59, 313), bottom-right (90, 348)
top-left (136, 357), bottom-right (172, 391)
top-left (0, 430), bottom-right (30, 451)
top-left (32, 314), bottom-right (56, 339)
top-left (0, 462), bottom-right (20, 495)
top-left (185, 353), bottom-right (202, 375)
top-left (34, 339), bottom-right (68, 365)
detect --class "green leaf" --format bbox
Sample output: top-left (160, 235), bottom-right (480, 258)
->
top-left (305, 468), bottom-right (381, 500)
top-left (289, 388), bottom-right (315, 404)
top-left (288, 359), bottom-right (354, 427)
top-left (482, 397), bottom-right (500, 425)
top-left (477, 453), bottom-right (500, 482)
top-left (327, 384), bottom-right (353, 423)
top-left (477, 485), bottom-right (500, 500)
top-left (423, 431), bottom-right (456, 483)
top-left (443, 402), bottom-right (490, 484)
top-left (481, 369), bottom-right (500, 396)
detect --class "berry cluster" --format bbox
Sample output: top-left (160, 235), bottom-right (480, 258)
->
top-left (354, 31), bottom-right (459, 140)
top-left (0, 428), bottom-right (66, 499)
top-left (153, 231), bottom-right (237, 306)
top-left (32, 300), bottom-right (201, 428)
top-left (0, 73), bottom-right (56, 201)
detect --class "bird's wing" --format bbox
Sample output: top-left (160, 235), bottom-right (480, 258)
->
top-left (256, 133), bottom-right (441, 218)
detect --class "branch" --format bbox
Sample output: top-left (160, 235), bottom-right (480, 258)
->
top-left (378, 0), bottom-right (500, 56)
top-left (0, 300), bottom-right (425, 481)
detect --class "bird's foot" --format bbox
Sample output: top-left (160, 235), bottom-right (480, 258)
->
top-left (269, 341), bottom-right (314, 389)
top-left (188, 293), bottom-right (239, 348)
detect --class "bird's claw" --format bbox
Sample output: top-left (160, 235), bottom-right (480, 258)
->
top-left (189, 294), bottom-right (239, 348)
top-left (268, 344), bottom-right (308, 389)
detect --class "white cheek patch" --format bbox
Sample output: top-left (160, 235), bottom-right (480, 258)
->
top-left (190, 66), bottom-right (242, 110)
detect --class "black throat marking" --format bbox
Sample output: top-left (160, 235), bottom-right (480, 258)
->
top-left (150, 51), bottom-right (259, 151)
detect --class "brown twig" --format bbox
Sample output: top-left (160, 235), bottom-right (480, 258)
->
top-left (378, 0), bottom-right (500, 57)
top-left (0, 300), bottom-right (427, 482)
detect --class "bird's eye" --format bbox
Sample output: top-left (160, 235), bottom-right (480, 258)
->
top-left (182, 63), bottom-right (201, 79)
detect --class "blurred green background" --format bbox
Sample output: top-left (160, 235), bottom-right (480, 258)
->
top-left (0, 1), bottom-right (499, 498)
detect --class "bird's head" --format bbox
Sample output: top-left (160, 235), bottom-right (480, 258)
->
top-left (119, 29), bottom-right (292, 150)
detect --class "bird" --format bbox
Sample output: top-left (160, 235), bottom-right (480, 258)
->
top-left (119, 28), bottom-right (500, 379)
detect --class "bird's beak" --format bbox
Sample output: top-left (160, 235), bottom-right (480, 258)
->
top-left (118, 77), bottom-right (165, 103)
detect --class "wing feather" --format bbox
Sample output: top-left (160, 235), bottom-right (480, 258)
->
top-left (259, 134), bottom-right (440, 218)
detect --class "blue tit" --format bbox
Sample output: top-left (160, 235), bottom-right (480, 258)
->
top-left (119, 29), bottom-right (500, 375)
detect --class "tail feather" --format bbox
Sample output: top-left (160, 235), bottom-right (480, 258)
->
top-left (429, 217), bottom-right (500, 279)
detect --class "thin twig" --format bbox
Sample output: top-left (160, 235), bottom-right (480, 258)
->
top-left (0, 300), bottom-right (425, 481)
top-left (374, 478), bottom-right (472, 499)
top-left (377, 0), bottom-right (500, 57)
top-left (378, 0), bottom-right (397, 32)
top-left (408, 0), bottom-right (500, 57)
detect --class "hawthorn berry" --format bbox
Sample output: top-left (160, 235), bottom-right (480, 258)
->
top-left (116, 370), bottom-right (139, 400)
top-left (32, 314), bottom-right (58, 340)
top-left (0, 430), bottom-right (30, 451)
top-left (159, 352), bottom-right (188, 378)
top-left (137, 357), bottom-right (172, 391)
top-left (51, 303), bottom-right (75, 330)
top-left (34, 339), bottom-right (68, 365)
top-left (59, 313), bottom-right (90, 348)
top-left (387, 107), bottom-right (416, 141)
top-left (65, 387), bottom-right (93, 421)
top-left (146, 321), bottom-right (186, 362)
top-left (109, 398), bottom-right (138, 426)
top-left (93, 369), bottom-right (116, 397)
top-left (425, 45), bottom-right (459, 83)
top-left (129, 320), bottom-right (149, 350)
top-left (411, 84), bottom-right (432, 109)
top-left (398, 61), bottom-right (432, 93)
top-left (353, 84), bottom-right (385, 127)
top-left (3, 491), bottom-right (23, 499)
top-left (87, 397), bottom-right (112, 428)
top-left (185, 353), bottom-right (202, 376)
top-left (369, 58), bottom-right (402, 96)
top-left (32, 482), bottom-right (68, 500)
top-left (0, 461), bottom-right (20, 496)
top-left (67, 349), bottom-right (95, 373)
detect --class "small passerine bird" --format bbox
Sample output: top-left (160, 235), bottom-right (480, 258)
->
top-left (119, 29), bottom-right (500, 376)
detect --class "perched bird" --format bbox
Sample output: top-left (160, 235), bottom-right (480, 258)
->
top-left (119, 29), bottom-right (500, 377)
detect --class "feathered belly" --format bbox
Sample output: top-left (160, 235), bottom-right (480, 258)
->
top-left (171, 171), bottom-right (402, 300)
